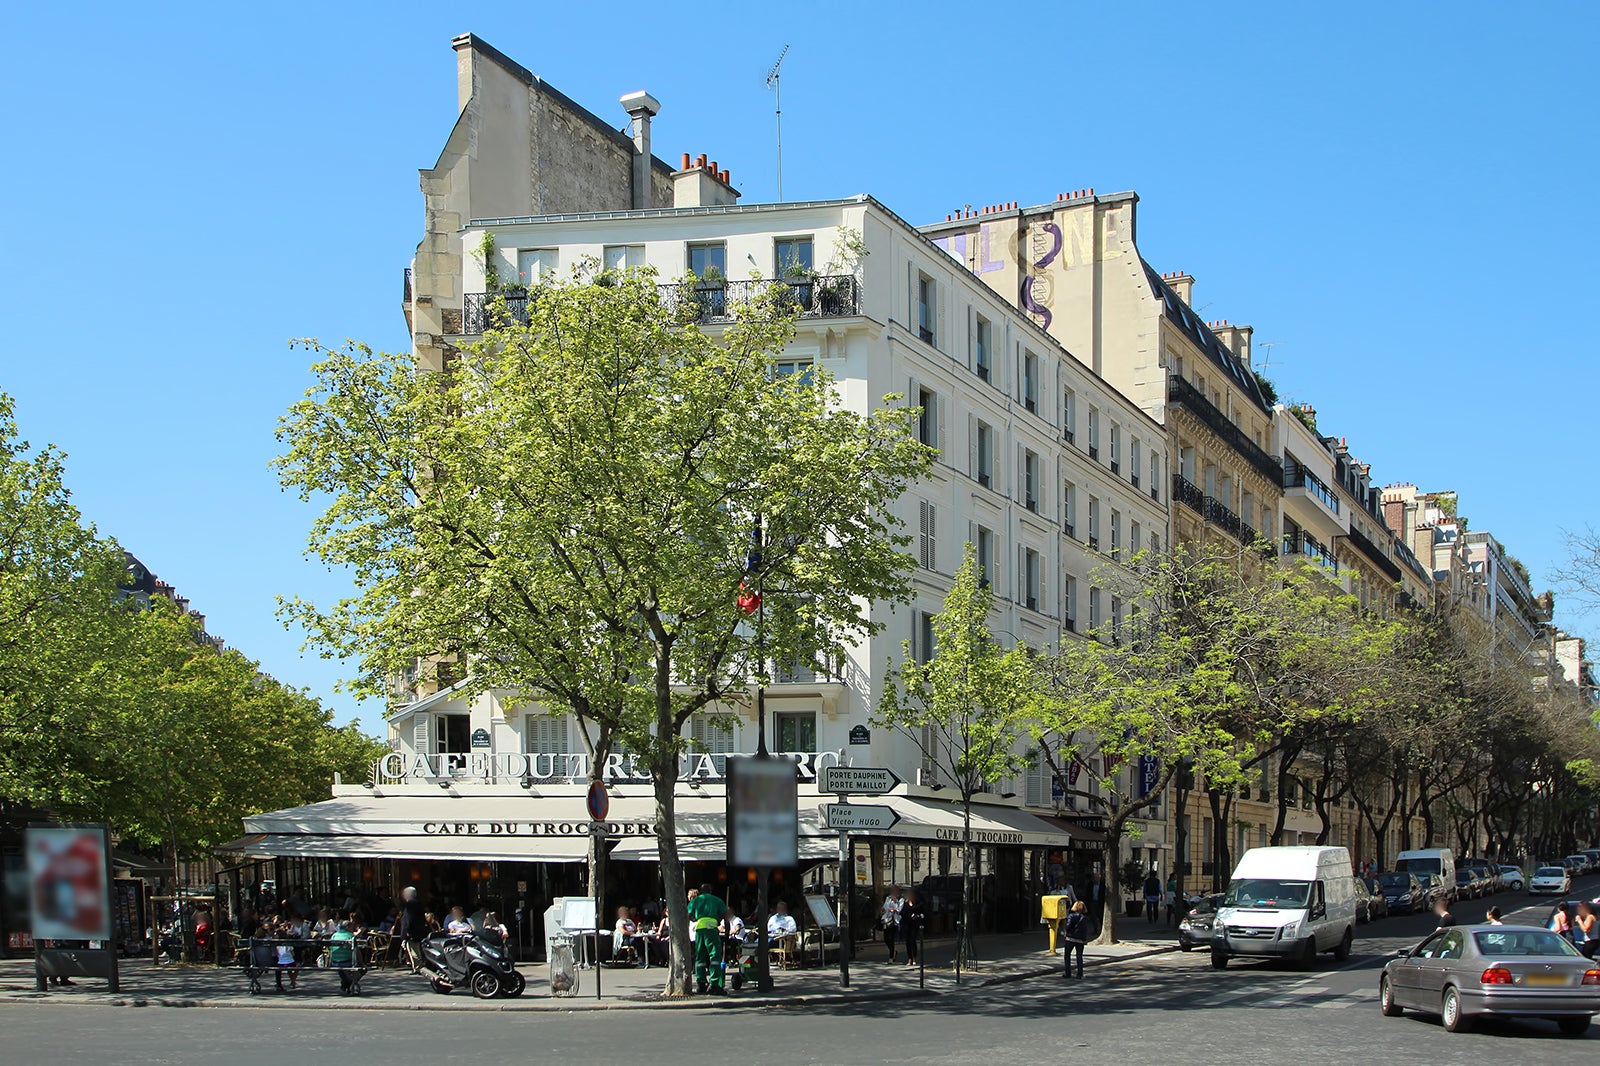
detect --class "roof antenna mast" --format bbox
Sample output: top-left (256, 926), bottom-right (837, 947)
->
top-left (765, 45), bottom-right (790, 202)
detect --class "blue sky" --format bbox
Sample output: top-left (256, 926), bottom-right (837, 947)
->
top-left (4, 2), bottom-right (1595, 736)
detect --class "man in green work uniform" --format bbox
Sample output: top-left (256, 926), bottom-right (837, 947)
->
top-left (686, 883), bottom-right (728, 994)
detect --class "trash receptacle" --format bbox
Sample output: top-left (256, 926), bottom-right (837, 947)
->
top-left (549, 935), bottom-right (578, 997)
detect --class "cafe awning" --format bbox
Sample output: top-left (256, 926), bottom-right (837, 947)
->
top-left (218, 832), bottom-right (592, 864)
top-left (608, 806), bottom-right (835, 863)
top-left (856, 796), bottom-right (1080, 849)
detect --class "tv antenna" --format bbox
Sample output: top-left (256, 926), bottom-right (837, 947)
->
top-left (765, 45), bottom-right (790, 201)
top-left (1256, 341), bottom-right (1286, 370)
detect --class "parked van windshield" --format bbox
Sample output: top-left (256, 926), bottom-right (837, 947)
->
top-left (1223, 879), bottom-right (1312, 908)
top-left (1394, 857), bottom-right (1441, 877)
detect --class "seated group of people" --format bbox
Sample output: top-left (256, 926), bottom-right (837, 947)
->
top-left (611, 900), bottom-right (801, 966)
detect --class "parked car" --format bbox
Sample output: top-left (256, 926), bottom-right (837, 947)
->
top-left (1565, 855), bottom-right (1592, 878)
top-left (1178, 892), bottom-right (1224, 951)
top-left (1498, 865), bottom-right (1526, 892)
top-left (1426, 874), bottom-right (1457, 906)
top-left (1470, 862), bottom-right (1501, 894)
top-left (1378, 872), bottom-right (1428, 915)
top-left (1531, 866), bottom-right (1573, 896)
top-left (1582, 849), bottom-right (1600, 874)
top-left (1379, 924), bottom-right (1600, 1035)
top-left (1455, 869), bottom-right (1480, 901)
top-left (1354, 877), bottom-right (1388, 923)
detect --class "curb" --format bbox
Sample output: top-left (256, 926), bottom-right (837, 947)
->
top-left (0, 944), bottom-right (1178, 1012)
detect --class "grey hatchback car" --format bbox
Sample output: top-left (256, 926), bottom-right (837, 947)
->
top-left (1379, 924), bottom-right (1600, 1036)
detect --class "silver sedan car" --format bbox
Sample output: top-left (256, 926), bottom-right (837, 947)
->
top-left (1380, 924), bottom-right (1600, 1036)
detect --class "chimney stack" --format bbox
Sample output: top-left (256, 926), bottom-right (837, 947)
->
top-left (619, 91), bottom-right (662, 210)
top-left (1165, 271), bottom-right (1194, 305)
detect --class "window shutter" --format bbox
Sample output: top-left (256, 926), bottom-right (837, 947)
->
top-left (414, 715), bottom-right (430, 754)
top-left (967, 306), bottom-right (975, 369)
top-left (938, 395), bottom-right (948, 457)
top-left (1016, 545), bottom-right (1025, 603)
top-left (968, 413), bottom-right (978, 477)
top-left (908, 260), bottom-right (918, 330)
top-left (918, 500), bottom-right (936, 571)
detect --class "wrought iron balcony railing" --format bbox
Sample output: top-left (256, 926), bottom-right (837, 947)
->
top-left (1173, 474), bottom-right (1205, 513)
top-left (460, 275), bottom-right (862, 335)
top-left (1167, 376), bottom-right (1284, 485)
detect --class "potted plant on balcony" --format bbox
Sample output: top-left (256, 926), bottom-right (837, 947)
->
top-left (782, 260), bottom-right (815, 312)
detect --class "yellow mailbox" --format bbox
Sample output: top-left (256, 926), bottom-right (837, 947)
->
top-left (1041, 894), bottom-right (1073, 952)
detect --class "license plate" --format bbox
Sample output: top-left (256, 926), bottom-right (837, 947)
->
top-left (1522, 975), bottom-right (1567, 987)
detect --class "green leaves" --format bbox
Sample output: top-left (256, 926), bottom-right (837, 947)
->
top-left (0, 390), bottom-right (383, 854)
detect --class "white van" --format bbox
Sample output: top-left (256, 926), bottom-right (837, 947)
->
top-left (1394, 848), bottom-right (1456, 899)
top-left (1211, 846), bottom-right (1358, 970)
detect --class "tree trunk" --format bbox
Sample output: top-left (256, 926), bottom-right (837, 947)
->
top-left (1095, 825), bottom-right (1122, 946)
top-left (651, 655), bottom-right (693, 997)
top-left (959, 796), bottom-right (975, 970)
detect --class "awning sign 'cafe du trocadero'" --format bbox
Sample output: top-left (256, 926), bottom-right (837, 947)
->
top-left (376, 749), bottom-right (847, 785)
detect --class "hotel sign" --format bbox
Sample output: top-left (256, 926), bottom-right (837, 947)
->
top-left (377, 749), bottom-right (846, 785)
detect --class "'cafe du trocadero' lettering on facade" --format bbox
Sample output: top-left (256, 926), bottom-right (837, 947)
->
top-left (377, 750), bottom-right (845, 784)
top-left (421, 820), bottom-right (656, 837)
top-left (934, 827), bottom-right (1025, 846)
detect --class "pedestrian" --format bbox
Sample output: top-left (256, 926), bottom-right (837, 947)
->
top-left (1085, 870), bottom-right (1106, 937)
top-left (880, 887), bottom-right (904, 963)
top-left (1573, 902), bottom-right (1598, 959)
top-left (328, 920), bottom-right (358, 995)
top-left (1164, 872), bottom-right (1179, 927)
top-left (1485, 906), bottom-right (1502, 925)
top-left (686, 883), bottom-right (727, 995)
top-left (1550, 901), bottom-right (1573, 942)
top-left (900, 890), bottom-right (926, 969)
top-left (1431, 898), bottom-right (1455, 932)
top-left (1061, 901), bottom-right (1090, 979)
top-left (397, 886), bottom-right (427, 972)
top-left (1142, 869), bottom-right (1161, 924)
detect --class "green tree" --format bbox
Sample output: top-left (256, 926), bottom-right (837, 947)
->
top-left (876, 545), bottom-right (1038, 973)
top-left (276, 268), bottom-right (932, 995)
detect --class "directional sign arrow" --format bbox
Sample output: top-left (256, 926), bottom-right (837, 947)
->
top-left (820, 766), bottom-right (902, 795)
top-left (824, 803), bottom-right (901, 832)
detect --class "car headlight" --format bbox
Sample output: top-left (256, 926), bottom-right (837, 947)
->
top-left (1281, 920), bottom-right (1300, 939)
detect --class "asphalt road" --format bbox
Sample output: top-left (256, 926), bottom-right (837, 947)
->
top-left (4, 879), bottom-right (1594, 1066)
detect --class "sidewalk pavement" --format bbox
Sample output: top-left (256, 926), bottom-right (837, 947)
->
top-left (0, 926), bottom-right (1178, 1012)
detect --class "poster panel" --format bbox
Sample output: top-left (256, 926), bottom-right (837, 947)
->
top-left (727, 756), bottom-right (799, 867)
top-left (27, 826), bottom-right (111, 942)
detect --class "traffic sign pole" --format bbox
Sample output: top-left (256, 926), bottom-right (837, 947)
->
top-left (838, 829), bottom-right (850, 988)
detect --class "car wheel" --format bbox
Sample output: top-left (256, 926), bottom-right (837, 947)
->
top-left (1510, 881), bottom-right (1522, 892)
top-left (1441, 986), bottom-right (1471, 1033)
top-left (1334, 928), bottom-right (1353, 962)
top-left (1210, 949), bottom-right (1228, 970)
top-left (1557, 1016), bottom-right (1591, 1037)
top-left (470, 968), bottom-right (502, 999)
top-left (1380, 976), bottom-right (1403, 1017)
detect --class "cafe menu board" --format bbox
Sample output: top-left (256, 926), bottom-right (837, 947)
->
top-left (112, 879), bottom-right (144, 954)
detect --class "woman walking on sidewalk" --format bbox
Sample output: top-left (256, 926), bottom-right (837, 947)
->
top-left (1061, 901), bottom-right (1090, 979)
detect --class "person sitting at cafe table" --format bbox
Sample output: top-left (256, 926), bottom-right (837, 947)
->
top-left (328, 920), bottom-right (359, 995)
top-left (767, 901), bottom-right (798, 938)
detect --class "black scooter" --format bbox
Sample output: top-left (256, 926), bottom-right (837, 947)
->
top-left (415, 933), bottom-right (525, 998)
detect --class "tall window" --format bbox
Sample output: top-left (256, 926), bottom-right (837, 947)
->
top-left (688, 242), bottom-right (726, 279)
top-left (1112, 596), bottom-right (1123, 645)
top-left (918, 388), bottom-right (938, 448)
top-left (976, 422), bottom-right (993, 488)
top-left (1023, 450), bottom-right (1039, 512)
top-left (1131, 437), bottom-right (1141, 487)
top-left (774, 236), bottom-right (813, 275)
top-left (1149, 531), bottom-right (1160, 556)
top-left (517, 249), bottom-right (556, 286)
top-left (1063, 388), bottom-right (1076, 442)
top-left (1110, 509), bottom-right (1121, 556)
top-left (1088, 496), bottom-right (1100, 550)
top-left (1063, 575), bottom-right (1077, 630)
top-left (1110, 425), bottom-right (1121, 474)
top-left (1150, 451), bottom-right (1162, 500)
top-left (1063, 481), bottom-right (1076, 538)
top-left (602, 245), bottom-right (643, 273)
top-left (918, 500), bottom-right (937, 571)
top-left (776, 712), bottom-right (817, 752)
top-left (773, 357), bottom-right (814, 385)
top-left (914, 611), bottom-right (937, 664)
top-left (917, 275), bottom-right (935, 344)
top-left (1089, 587), bottom-right (1102, 630)
top-left (1088, 408), bottom-right (1100, 460)
top-left (1131, 520), bottom-right (1142, 553)
top-left (689, 713), bottom-right (737, 754)
top-left (525, 714), bottom-right (572, 780)
top-left (975, 317), bottom-right (992, 381)
top-left (976, 527), bottom-right (994, 588)
top-left (1024, 550), bottom-right (1041, 611)
top-left (1022, 351), bottom-right (1038, 413)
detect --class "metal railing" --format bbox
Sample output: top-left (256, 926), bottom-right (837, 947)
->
top-left (460, 275), bottom-right (862, 334)
top-left (1284, 462), bottom-right (1340, 514)
top-left (1173, 474), bottom-right (1205, 513)
top-left (1204, 497), bottom-right (1242, 538)
top-left (1342, 525), bottom-right (1403, 582)
top-left (1167, 376), bottom-right (1284, 484)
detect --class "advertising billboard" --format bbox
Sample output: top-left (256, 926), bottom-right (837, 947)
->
top-left (726, 756), bottom-right (798, 867)
top-left (26, 826), bottom-right (111, 942)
